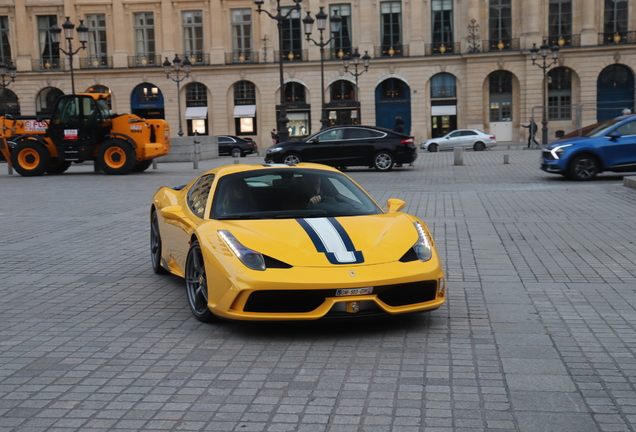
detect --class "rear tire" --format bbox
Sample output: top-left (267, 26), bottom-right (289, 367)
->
top-left (283, 152), bottom-right (301, 165)
top-left (231, 147), bottom-right (242, 158)
top-left (99, 139), bottom-right (136, 175)
top-left (185, 240), bottom-right (216, 323)
top-left (473, 142), bottom-right (486, 151)
top-left (46, 159), bottom-right (72, 174)
top-left (428, 143), bottom-right (439, 152)
top-left (150, 211), bottom-right (169, 275)
top-left (373, 151), bottom-right (394, 171)
top-left (11, 141), bottom-right (51, 177)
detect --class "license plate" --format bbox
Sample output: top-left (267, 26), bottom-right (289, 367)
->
top-left (336, 287), bottom-right (373, 296)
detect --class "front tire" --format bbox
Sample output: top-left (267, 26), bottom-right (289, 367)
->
top-left (283, 152), bottom-right (301, 165)
top-left (185, 240), bottom-right (216, 323)
top-left (428, 143), bottom-right (439, 152)
top-left (11, 140), bottom-right (51, 177)
top-left (133, 159), bottom-right (153, 172)
top-left (473, 142), bottom-right (486, 151)
top-left (150, 211), bottom-right (168, 275)
top-left (373, 151), bottom-right (394, 171)
top-left (99, 139), bottom-right (136, 175)
top-left (568, 154), bottom-right (599, 181)
top-left (46, 159), bottom-right (72, 174)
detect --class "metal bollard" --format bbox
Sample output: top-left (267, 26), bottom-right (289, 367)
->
top-left (93, 160), bottom-right (101, 172)
top-left (152, 159), bottom-right (158, 170)
top-left (453, 146), bottom-right (463, 165)
top-left (503, 154), bottom-right (509, 164)
top-left (7, 165), bottom-right (13, 175)
top-left (193, 140), bottom-right (201, 169)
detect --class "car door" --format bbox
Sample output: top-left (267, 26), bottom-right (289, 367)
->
top-left (461, 130), bottom-right (479, 147)
top-left (598, 120), bottom-right (636, 169)
top-left (303, 128), bottom-right (346, 164)
top-left (441, 131), bottom-right (463, 150)
top-left (218, 136), bottom-right (233, 155)
top-left (342, 128), bottom-right (379, 165)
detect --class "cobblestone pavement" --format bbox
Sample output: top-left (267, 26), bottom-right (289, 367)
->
top-left (1, 147), bottom-right (636, 432)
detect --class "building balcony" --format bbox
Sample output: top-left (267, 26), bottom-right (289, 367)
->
top-left (181, 53), bottom-right (210, 66)
top-left (425, 42), bottom-right (460, 55)
top-left (274, 49), bottom-right (308, 62)
top-left (374, 44), bottom-right (409, 58)
top-left (598, 31), bottom-right (636, 45)
top-left (225, 51), bottom-right (260, 64)
top-left (545, 34), bottom-right (581, 48)
top-left (80, 55), bottom-right (113, 69)
top-left (480, 38), bottom-right (521, 52)
top-left (32, 58), bottom-right (64, 71)
top-left (127, 55), bottom-right (162, 68)
top-left (328, 48), bottom-right (352, 60)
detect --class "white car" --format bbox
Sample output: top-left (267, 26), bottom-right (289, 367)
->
top-left (420, 129), bottom-right (497, 152)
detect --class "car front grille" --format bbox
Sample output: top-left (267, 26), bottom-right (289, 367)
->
top-left (243, 281), bottom-right (439, 313)
top-left (542, 150), bottom-right (555, 160)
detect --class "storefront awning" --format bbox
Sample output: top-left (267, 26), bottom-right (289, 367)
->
top-left (233, 105), bottom-right (256, 118)
top-left (185, 106), bottom-right (208, 119)
top-left (431, 105), bottom-right (457, 116)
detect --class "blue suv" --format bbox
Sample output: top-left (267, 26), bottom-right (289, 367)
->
top-left (541, 115), bottom-right (636, 180)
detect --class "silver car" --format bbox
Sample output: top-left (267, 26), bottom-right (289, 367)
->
top-left (420, 129), bottom-right (497, 152)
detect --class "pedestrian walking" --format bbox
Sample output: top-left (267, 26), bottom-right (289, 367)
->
top-left (622, 108), bottom-right (632, 115)
top-left (522, 118), bottom-right (539, 148)
top-left (271, 129), bottom-right (279, 145)
top-left (393, 116), bottom-right (405, 133)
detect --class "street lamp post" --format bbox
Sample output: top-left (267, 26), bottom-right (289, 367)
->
top-left (0, 60), bottom-right (17, 118)
top-left (529, 39), bottom-right (559, 145)
top-left (254, 0), bottom-right (302, 143)
top-left (50, 17), bottom-right (88, 94)
top-left (343, 48), bottom-right (370, 125)
top-left (163, 54), bottom-right (192, 137)
top-left (302, 7), bottom-right (342, 130)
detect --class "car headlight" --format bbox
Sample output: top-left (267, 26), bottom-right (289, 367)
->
top-left (218, 230), bottom-right (266, 271)
top-left (413, 222), bottom-right (433, 262)
top-left (550, 144), bottom-right (573, 160)
top-left (266, 147), bottom-right (283, 154)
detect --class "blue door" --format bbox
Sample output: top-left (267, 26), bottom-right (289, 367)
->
top-left (597, 64), bottom-right (634, 121)
top-left (375, 79), bottom-right (411, 133)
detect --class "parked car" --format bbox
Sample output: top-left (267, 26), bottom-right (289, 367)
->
top-left (150, 163), bottom-right (445, 322)
top-left (541, 114), bottom-right (636, 180)
top-left (420, 129), bottom-right (497, 152)
top-left (264, 125), bottom-right (417, 171)
top-left (218, 136), bottom-right (257, 158)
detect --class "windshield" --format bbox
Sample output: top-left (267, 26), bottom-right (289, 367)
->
top-left (584, 118), bottom-right (623, 138)
top-left (210, 168), bottom-right (383, 220)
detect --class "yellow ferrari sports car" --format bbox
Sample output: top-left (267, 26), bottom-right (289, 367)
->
top-left (150, 163), bottom-right (445, 322)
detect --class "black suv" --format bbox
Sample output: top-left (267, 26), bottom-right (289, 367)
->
top-left (264, 126), bottom-right (417, 171)
top-left (218, 136), bottom-right (257, 158)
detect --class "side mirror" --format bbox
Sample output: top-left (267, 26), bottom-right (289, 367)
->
top-left (445, 136), bottom-right (450, 139)
top-left (386, 198), bottom-right (406, 213)
top-left (608, 131), bottom-right (622, 140)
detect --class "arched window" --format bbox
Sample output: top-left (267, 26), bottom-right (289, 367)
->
top-left (597, 64), bottom-right (634, 121)
top-left (548, 67), bottom-right (571, 120)
top-left (489, 71), bottom-right (512, 122)
top-left (86, 85), bottom-right (112, 110)
top-left (380, 78), bottom-right (406, 99)
top-left (185, 82), bottom-right (208, 135)
top-left (0, 89), bottom-right (20, 116)
top-left (234, 81), bottom-right (256, 135)
top-left (430, 73), bottom-right (456, 98)
top-left (331, 80), bottom-right (354, 101)
top-left (285, 82), bottom-right (306, 103)
top-left (36, 87), bottom-right (64, 116)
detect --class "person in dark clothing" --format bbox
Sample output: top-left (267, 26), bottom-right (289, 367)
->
top-left (522, 118), bottom-right (539, 148)
top-left (393, 116), bottom-right (405, 133)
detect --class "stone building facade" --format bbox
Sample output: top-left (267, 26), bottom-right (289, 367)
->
top-left (1, 0), bottom-right (635, 149)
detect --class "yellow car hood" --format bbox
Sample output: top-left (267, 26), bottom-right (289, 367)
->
top-left (204, 213), bottom-right (421, 267)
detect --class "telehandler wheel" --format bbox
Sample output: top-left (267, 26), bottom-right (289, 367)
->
top-left (99, 139), bottom-right (136, 175)
top-left (46, 159), bottom-right (72, 174)
top-left (11, 141), bottom-right (51, 177)
top-left (132, 159), bottom-right (153, 172)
